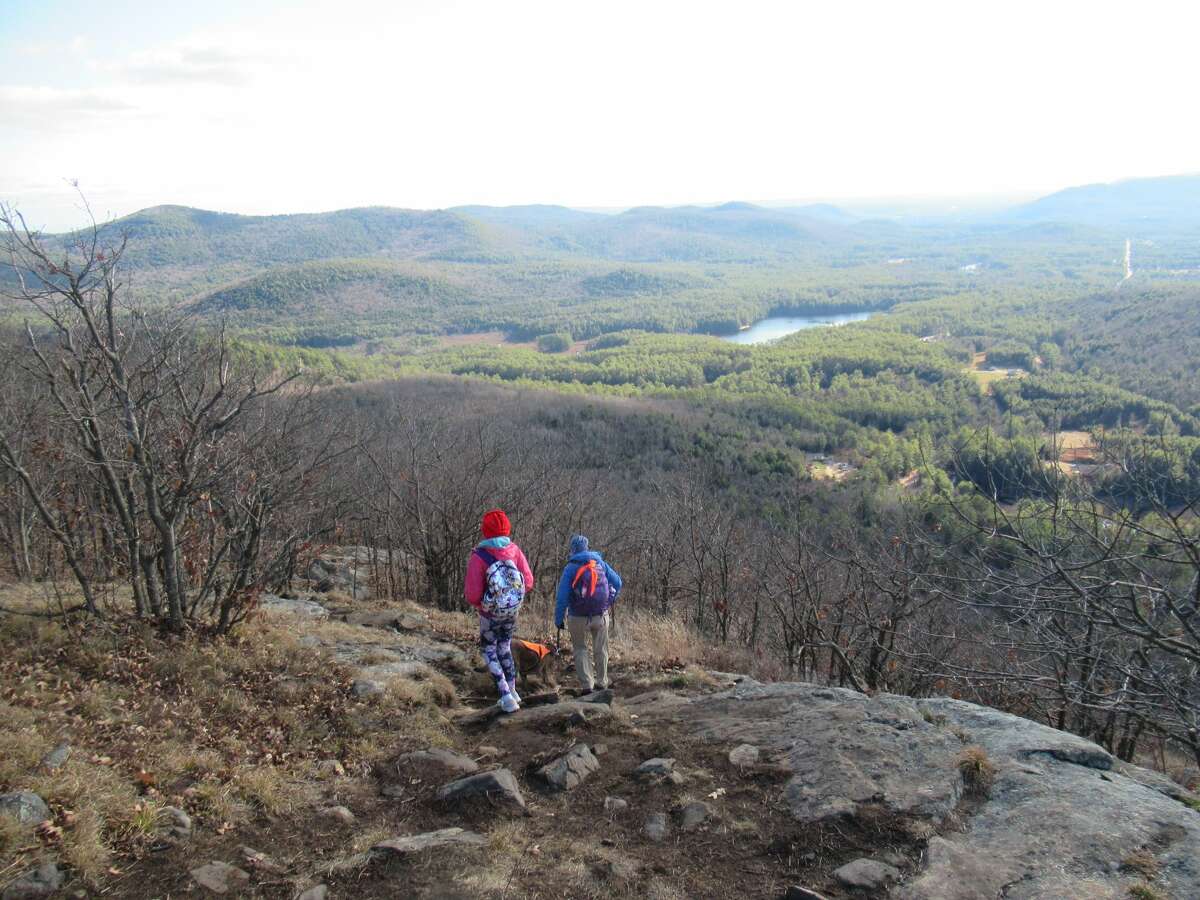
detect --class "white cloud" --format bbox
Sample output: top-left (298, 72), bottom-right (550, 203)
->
top-left (112, 44), bottom-right (262, 87)
top-left (0, 85), bottom-right (139, 126)
top-left (3, 0), bottom-right (1199, 230)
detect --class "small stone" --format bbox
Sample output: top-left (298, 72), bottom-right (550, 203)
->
top-left (644, 812), bottom-right (669, 842)
top-left (834, 858), bottom-right (902, 890)
top-left (352, 679), bottom-right (385, 698)
top-left (593, 744), bottom-right (609, 756)
top-left (633, 758), bottom-right (676, 781)
top-left (475, 745), bottom-right (504, 759)
top-left (190, 861), bottom-right (251, 895)
top-left (40, 742), bottom-right (71, 771)
top-left (729, 743), bottom-right (760, 767)
top-left (783, 887), bottom-right (829, 900)
top-left (604, 796), bottom-right (628, 813)
top-left (665, 770), bottom-right (686, 785)
top-left (537, 744), bottom-right (600, 791)
top-left (315, 759), bottom-right (345, 778)
top-left (436, 769), bottom-right (526, 813)
top-left (579, 688), bottom-right (615, 705)
top-left (371, 828), bottom-right (487, 856)
top-left (319, 805), bottom-right (356, 826)
top-left (0, 792), bottom-right (50, 825)
top-left (398, 748), bottom-right (480, 776)
top-left (239, 846), bottom-right (285, 873)
top-left (154, 806), bottom-right (193, 843)
top-left (678, 800), bottom-right (713, 832)
top-left (1, 862), bottom-right (64, 899)
top-left (295, 886), bottom-right (328, 900)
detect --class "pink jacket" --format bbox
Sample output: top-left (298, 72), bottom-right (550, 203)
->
top-left (464, 542), bottom-right (535, 613)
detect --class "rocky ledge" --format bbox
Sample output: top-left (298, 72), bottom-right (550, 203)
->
top-left (627, 679), bottom-right (1200, 899)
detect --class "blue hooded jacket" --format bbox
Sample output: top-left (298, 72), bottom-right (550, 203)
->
top-left (555, 535), bottom-right (622, 627)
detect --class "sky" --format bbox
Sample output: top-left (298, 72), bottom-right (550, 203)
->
top-left (2, 0), bottom-right (1198, 231)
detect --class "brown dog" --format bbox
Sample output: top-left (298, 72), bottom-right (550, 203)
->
top-left (511, 638), bottom-right (561, 690)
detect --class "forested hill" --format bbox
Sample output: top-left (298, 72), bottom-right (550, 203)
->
top-left (1008, 173), bottom-right (1200, 229)
top-left (58, 204), bottom-right (500, 282)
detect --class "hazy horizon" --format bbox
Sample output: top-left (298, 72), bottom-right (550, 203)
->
top-left (4, 0), bottom-right (1198, 230)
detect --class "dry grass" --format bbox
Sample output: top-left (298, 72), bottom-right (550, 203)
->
top-left (1128, 885), bottom-right (1166, 900)
top-left (0, 583), bottom-right (465, 892)
top-left (1122, 848), bottom-right (1161, 880)
top-left (958, 746), bottom-right (996, 798)
top-left (320, 823), bottom-right (392, 875)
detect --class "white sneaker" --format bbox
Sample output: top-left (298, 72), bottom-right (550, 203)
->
top-left (510, 687), bottom-right (522, 705)
top-left (498, 693), bottom-right (520, 714)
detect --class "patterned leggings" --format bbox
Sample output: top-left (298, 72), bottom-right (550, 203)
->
top-left (479, 615), bottom-right (518, 697)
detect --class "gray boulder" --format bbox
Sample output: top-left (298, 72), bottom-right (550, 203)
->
top-left (154, 806), bottom-right (193, 843)
top-left (436, 769), bottom-right (526, 813)
top-left (537, 744), bottom-right (600, 791)
top-left (729, 743), bottom-right (760, 767)
top-left (835, 858), bottom-right (901, 890)
top-left (677, 800), bottom-right (713, 831)
top-left (372, 828), bottom-right (487, 857)
top-left (259, 595), bottom-right (328, 618)
top-left (624, 681), bottom-right (1200, 899)
top-left (190, 861), bottom-right (251, 895)
top-left (604, 796), bottom-right (629, 814)
top-left (633, 757), bottom-right (676, 780)
top-left (39, 743), bottom-right (70, 771)
top-left (0, 792), bottom-right (50, 825)
top-left (1, 863), bottom-right (64, 899)
top-left (644, 812), bottom-right (669, 842)
top-left (630, 756), bottom-right (685, 786)
top-left (398, 747), bottom-right (480, 777)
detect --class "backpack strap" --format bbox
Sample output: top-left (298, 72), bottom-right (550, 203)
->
top-left (571, 560), bottom-right (599, 596)
top-left (474, 547), bottom-right (499, 568)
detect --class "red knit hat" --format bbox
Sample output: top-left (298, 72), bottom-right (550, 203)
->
top-left (481, 509), bottom-right (511, 539)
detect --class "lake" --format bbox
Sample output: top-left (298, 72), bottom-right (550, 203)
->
top-left (721, 311), bottom-right (873, 345)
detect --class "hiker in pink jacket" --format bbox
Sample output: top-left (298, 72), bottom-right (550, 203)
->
top-left (464, 509), bottom-right (535, 713)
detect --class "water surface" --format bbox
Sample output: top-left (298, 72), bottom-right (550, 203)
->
top-left (722, 311), bottom-right (872, 345)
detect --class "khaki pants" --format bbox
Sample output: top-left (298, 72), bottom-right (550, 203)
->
top-left (567, 612), bottom-right (609, 691)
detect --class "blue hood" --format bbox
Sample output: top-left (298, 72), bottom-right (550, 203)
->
top-left (568, 550), bottom-right (603, 564)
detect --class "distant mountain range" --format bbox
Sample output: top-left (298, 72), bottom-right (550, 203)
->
top-left (17, 173), bottom-right (1193, 347)
top-left (1006, 174), bottom-right (1200, 227)
top-left (52, 173), bottom-right (1198, 277)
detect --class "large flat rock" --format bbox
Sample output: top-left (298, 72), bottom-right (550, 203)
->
top-left (626, 683), bottom-right (964, 824)
top-left (372, 828), bottom-right (487, 857)
top-left (459, 698), bottom-right (613, 730)
top-left (626, 680), bottom-right (1200, 898)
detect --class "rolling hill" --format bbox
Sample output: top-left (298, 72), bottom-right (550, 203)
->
top-left (70, 204), bottom-right (498, 274)
top-left (1009, 173), bottom-right (1200, 229)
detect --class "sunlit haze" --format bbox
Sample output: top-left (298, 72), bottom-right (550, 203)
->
top-left (3, 0), bottom-right (1197, 230)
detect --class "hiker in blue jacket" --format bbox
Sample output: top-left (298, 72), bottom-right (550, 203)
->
top-left (555, 534), bottom-right (622, 692)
